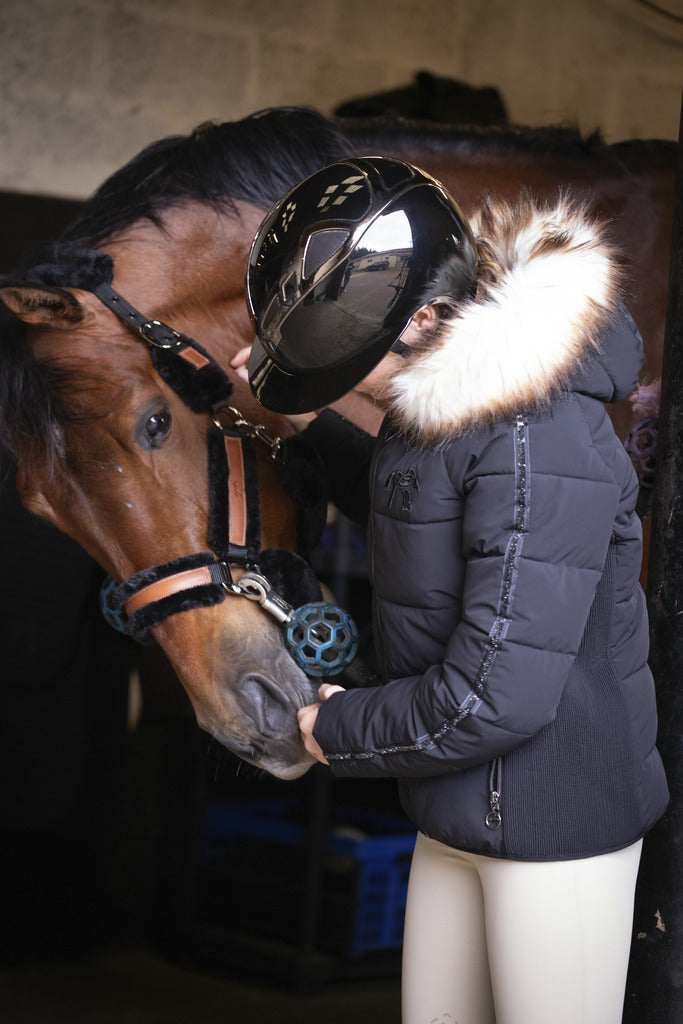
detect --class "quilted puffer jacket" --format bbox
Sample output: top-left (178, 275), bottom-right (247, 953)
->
top-left (304, 195), bottom-right (668, 860)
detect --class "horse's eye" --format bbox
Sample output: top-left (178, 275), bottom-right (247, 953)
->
top-left (142, 407), bottom-right (172, 449)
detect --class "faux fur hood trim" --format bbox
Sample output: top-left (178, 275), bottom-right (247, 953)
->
top-left (387, 193), bottom-right (622, 445)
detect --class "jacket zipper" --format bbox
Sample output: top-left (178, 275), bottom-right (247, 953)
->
top-left (370, 445), bottom-right (391, 682)
top-left (486, 758), bottom-right (503, 830)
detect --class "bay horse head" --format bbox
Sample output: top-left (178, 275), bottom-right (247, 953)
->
top-left (0, 109), bottom-right (356, 780)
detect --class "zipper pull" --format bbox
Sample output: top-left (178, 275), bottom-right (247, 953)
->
top-left (486, 790), bottom-right (502, 830)
top-left (486, 758), bottom-right (503, 830)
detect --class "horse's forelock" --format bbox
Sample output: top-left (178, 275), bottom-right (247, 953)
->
top-left (0, 313), bottom-right (62, 474)
top-left (0, 310), bottom-right (108, 476)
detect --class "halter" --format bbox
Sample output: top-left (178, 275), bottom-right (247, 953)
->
top-left (91, 286), bottom-right (306, 611)
top-left (15, 244), bottom-right (357, 673)
top-left (46, 253), bottom-right (359, 675)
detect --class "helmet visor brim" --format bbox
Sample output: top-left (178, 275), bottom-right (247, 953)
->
top-left (247, 328), bottom-right (395, 414)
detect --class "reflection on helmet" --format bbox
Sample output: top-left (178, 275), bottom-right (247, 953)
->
top-left (245, 156), bottom-right (476, 414)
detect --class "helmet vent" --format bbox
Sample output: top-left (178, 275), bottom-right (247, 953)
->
top-left (302, 229), bottom-right (349, 280)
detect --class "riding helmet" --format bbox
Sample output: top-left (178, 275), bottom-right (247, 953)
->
top-left (245, 155), bottom-right (477, 413)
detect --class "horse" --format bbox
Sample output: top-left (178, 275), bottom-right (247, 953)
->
top-left (0, 107), bottom-right (676, 779)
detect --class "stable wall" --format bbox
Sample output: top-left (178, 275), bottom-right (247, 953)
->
top-left (0, 0), bottom-right (681, 199)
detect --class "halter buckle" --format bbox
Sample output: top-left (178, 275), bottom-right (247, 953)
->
top-left (138, 319), bottom-right (183, 349)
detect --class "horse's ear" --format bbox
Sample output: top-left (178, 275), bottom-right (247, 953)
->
top-left (0, 284), bottom-right (84, 327)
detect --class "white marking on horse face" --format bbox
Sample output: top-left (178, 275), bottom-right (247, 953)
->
top-left (123, 501), bottom-right (134, 509)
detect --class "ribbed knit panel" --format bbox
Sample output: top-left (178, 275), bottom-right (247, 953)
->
top-left (504, 544), bottom-right (640, 859)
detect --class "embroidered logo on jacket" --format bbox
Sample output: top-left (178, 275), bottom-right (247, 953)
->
top-left (385, 468), bottom-right (419, 511)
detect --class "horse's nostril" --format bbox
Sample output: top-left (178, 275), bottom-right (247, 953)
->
top-left (239, 674), bottom-right (293, 735)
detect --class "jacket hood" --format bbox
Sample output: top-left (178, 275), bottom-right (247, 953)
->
top-left (387, 193), bottom-right (631, 445)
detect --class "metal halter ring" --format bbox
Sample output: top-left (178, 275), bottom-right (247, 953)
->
top-left (211, 404), bottom-right (282, 459)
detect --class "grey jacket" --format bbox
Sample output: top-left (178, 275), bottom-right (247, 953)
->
top-left (306, 195), bottom-right (668, 860)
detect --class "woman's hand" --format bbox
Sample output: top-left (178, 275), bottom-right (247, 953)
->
top-left (230, 345), bottom-right (251, 384)
top-left (297, 683), bottom-right (345, 764)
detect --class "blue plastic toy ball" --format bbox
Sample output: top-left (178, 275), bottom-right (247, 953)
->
top-left (285, 601), bottom-right (358, 676)
top-left (100, 574), bottom-right (130, 635)
top-left (99, 574), bottom-right (154, 645)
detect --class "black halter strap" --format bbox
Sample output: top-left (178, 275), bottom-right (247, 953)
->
top-left (93, 281), bottom-right (233, 412)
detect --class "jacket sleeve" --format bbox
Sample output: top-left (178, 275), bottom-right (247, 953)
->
top-left (300, 409), bottom-right (375, 526)
top-left (313, 414), bottom-right (625, 778)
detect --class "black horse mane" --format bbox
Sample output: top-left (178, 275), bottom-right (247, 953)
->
top-left (23, 104), bottom-right (674, 258)
top-left (62, 107), bottom-right (356, 248)
top-left (58, 107), bottom-right (642, 250)
top-left (341, 115), bottom-right (678, 171)
top-left (340, 115), bottom-right (608, 157)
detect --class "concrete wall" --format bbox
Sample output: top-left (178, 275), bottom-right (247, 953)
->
top-left (0, 0), bottom-right (681, 199)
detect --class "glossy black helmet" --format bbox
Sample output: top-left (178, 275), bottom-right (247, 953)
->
top-left (245, 155), bottom-right (477, 413)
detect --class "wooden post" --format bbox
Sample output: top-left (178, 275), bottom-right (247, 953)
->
top-left (624, 92), bottom-right (683, 1024)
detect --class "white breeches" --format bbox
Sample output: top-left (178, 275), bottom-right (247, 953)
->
top-left (402, 832), bottom-right (643, 1024)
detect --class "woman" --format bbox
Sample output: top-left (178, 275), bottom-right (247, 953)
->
top-left (233, 156), bottom-right (668, 1024)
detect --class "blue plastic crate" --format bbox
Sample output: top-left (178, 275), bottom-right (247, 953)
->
top-left (203, 797), bottom-right (416, 956)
